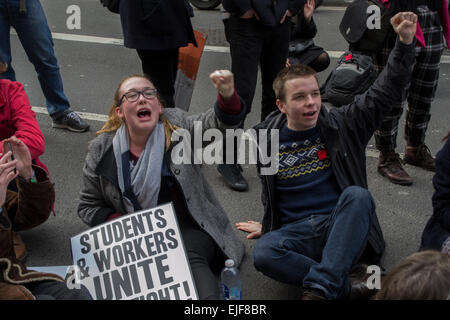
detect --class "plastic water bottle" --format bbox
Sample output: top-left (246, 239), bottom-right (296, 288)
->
top-left (220, 259), bottom-right (242, 300)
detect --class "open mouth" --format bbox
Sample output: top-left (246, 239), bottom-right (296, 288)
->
top-left (303, 111), bottom-right (316, 117)
top-left (137, 109), bottom-right (151, 119)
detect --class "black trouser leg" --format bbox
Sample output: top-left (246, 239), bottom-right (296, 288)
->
top-left (136, 48), bottom-right (179, 108)
top-left (182, 228), bottom-right (220, 300)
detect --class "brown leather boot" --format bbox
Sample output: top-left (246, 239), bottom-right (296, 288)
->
top-left (377, 152), bottom-right (413, 185)
top-left (13, 232), bottom-right (27, 261)
top-left (403, 144), bottom-right (435, 171)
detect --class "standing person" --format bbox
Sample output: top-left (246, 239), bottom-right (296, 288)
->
top-left (0, 136), bottom-right (92, 300)
top-left (0, 0), bottom-right (90, 132)
top-left (118, 0), bottom-right (197, 109)
top-left (374, 0), bottom-right (450, 185)
top-left (287, 0), bottom-right (330, 72)
top-left (78, 70), bottom-right (246, 300)
top-left (218, 0), bottom-right (305, 192)
top-left (237, 12), bottom-right (417, 300)
top-left (420, 130), bottom-right (450, 255)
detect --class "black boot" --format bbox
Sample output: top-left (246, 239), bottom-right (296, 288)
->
top-left (217, 163), bottom-right (248, 192)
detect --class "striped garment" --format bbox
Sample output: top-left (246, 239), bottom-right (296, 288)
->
top-left (372, 5), bottom-right (444, 151)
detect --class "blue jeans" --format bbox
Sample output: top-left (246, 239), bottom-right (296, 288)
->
top-left (253, 186), bottom-right (374, 299)
top-left (0, 0), bottom-right (70, 115)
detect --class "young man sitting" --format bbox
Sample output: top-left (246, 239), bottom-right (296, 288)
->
top-left (237, 12), bottom-right (418, 300)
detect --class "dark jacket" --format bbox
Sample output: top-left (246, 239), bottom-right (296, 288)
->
top-left (222, 0), bottom-right (305, 27)
top-left (291, 10), bottom-right (317, 40)
top-left (253, 39), bottom-right (416, 265)
top-left (0, 166), bottom-right (62, 300)
top-left (119, 0), bottom-right (196, 50)
top-left (420, 137), bottom-right (450, 251)
top-left (79, 102), bottom-right (247, 267)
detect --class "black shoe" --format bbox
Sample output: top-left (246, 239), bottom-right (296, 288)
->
top-left (52, 110), bottom-right (90, 132)
top-left (217, 163), bottom-right (248, 192)
top-left (349, 264), bottom-right (379, 300)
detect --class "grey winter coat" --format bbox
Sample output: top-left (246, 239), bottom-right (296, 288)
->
top-left (78, 102), bottom-right (246, 266)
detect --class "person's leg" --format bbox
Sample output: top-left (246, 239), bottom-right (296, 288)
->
top-left (252, 216), bottom-right (326, 285)
top-left (403, 7), bottom-right (443, 171)
top-left (303, 186), bottom-right (374, 299)
top-left (218, 16), bottom-right (262, 191)
top-left (182, 228), bottom-right (221, 300)
top-left (373, 33), bottom-right (412, 185)
top-left (136, 48), bottom-right (179, 108)
top-left (8, 0), bottom-right (89, 132)
top-left (10, 0), bottom-right (69, 115)
top-left (308, 52), bottom-right (330, 73)
top-left (224, 16), bottom-right (262, 118)
top-left (260, 20), bottom-right (291, 122)
top-left (25, 280), bottom-right (93, 300)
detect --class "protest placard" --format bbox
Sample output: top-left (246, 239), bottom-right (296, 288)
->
top-left (70, 202), bottom-right (198, 300)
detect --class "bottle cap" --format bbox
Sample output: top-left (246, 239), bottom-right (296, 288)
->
top-left (225, 259), bottom-right (234, 268)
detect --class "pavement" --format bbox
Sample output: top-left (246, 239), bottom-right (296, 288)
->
top-left (8, 0), bottom-right (450, 300)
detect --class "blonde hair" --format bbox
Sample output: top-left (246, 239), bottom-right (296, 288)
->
top-left (374, 250), bottom-right (450, 300)
top-left (96, 74), bottom-right (179, 151)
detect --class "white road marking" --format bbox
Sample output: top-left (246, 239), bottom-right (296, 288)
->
top-left (11, 30), bottom-right (450, 63)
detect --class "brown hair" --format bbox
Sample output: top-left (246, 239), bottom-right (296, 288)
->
top-left (374, 250), bottom-right (450, 300)
top-left (96, 74), bottom-right (178, 151)
top-left (0, 61), bottom-right (7, 74)
top-left (272, 64), bottom-right (319, 102)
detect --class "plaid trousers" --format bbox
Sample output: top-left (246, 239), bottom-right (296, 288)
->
top-left (373, 6), bottom-right (444, 152)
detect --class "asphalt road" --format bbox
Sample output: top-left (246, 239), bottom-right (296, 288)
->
top-left (8, 1), bottom-right (449, 300)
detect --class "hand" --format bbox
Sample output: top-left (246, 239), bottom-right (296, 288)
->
top-left (236, 220), bottom-right (262, 239)
top-left (209, 70), bottom-right (235, 100)
top-left (391, 12), bottom-right (417, 45)
top-left (286, 58), bottom-right (291, 68)
top-left (240, 8), bottom-right (259, 20)
top-left (280, 9), bottom-right (292, 24)
top-left (304, 0), bottom-right (315, 22)
top-left (0, 152), bottom-right (19, 207)
top-left (2, 136), bottom-right (32, 180)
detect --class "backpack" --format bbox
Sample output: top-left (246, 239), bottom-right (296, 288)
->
top-left (324, 52), bottom-right (377, 107)
top-left (100, 0), bottom-right (120, 14)
top-left (339, 0), bottom-right (394, 53)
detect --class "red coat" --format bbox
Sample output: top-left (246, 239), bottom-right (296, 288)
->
top-left (0, 79), bottom-right (47, 172)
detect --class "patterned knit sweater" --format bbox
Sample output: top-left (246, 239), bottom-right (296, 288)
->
top-left (276, 124), bottom-right (341, 224)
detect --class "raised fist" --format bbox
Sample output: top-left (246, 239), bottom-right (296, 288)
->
top-left (391, 12), bottom-right (418, 45)
top-left (209, 70), bottom-right (235, 100)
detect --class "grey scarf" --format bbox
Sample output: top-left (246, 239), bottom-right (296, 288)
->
top-left (113, 122), bottom-right (165, 213)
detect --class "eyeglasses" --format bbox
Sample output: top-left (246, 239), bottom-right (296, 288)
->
top-left (120, 88), bottom-right (158, 104)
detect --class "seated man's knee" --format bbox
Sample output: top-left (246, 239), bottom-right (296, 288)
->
top-left (342, 186), bottom-right (373, 202)
top-left (341, 186), bottom-right (375, 213)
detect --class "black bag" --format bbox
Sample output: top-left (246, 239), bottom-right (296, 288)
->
top-left (339, 0), bottom-right (394, 53)
top-left (100, 0), bottom-right (120, 14)
top-left (324, 52), bottom-right (377, 107)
